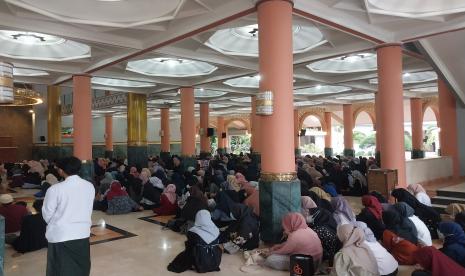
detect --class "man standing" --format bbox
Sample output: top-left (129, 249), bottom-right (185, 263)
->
top-left (42, 156), bottom-right (95, 276)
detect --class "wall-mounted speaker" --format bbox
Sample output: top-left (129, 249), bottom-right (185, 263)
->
top-left (39, 136), bottom-right (46, 142)
top-left (221, 132), bottom-right (227, 138)
top-left (299, 129), bottom-right (306, 137)
top-left (207, 128), bottom-right (214, 137)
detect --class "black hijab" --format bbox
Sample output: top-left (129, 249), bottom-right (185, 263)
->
top-left (383, 209), bottom-right (418, 244)
top-left (391, 188), bottom-right (440, 224)
top-left (214, 191), bottom-right (236, 216)
top-left (308, 191), bottom-right (334, 212)
top-left (309, 207), bottom-right (337, 232)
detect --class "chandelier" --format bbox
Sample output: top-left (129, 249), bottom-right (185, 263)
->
top-left (0, 61), bottom-right (43, 106)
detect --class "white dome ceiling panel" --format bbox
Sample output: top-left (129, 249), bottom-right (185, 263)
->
top-left (205, 23), bottom-right (326, 57)
top-left (294, 85), bottom-right (352, 95)
top-left (92, 77), bottom-right (156, 88)
top-left (231, 97), bottom-right (252, 103)
top-left (336, 94), bottom-right (374, 101)
top-left (13, 67), bottom-right (49, 76)
top-left (369, 71), bottom-right (437, 84)
top-left (195, 89), bottom-right (227, 98)
top-left (294, 101), bottom-right (321, 107)
top-left (127, 58), bottom-right (217, 78)
top-left (409, 86), bottom-right (437, 93)
top-left (5, 0), bottom-right (183, 27)
top-left (0, 30), bottom-right (90, 61)
top-left (307, 53), bottom-right (377, 73)
top-left (224, 75), bottom-right (260, 88)
top-left (365, 0), bottom-right (465, 18)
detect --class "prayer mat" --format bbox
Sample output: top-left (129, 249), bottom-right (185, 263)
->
top-left (138, 215), bottom-right (176, 226)
top-left (89, 223), bottom-right (136, 245)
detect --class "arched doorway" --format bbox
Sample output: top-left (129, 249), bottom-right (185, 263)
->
top-left (300, 115), bottom-right (325, 155)
top-left (224, 118), bottom-right (251, 154)
top-left (353, 111), bottom-right (376, 157)
top-left (422, 107), bottom-right (440, 157)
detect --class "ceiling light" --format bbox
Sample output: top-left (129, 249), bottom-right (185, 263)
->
top-left (127, 57), bottom-right (217, 78)
top-left (316, 85), bottom-right (322, 89)
top-left (255, 75), bottom-right (261, 81)
top-left (404, 72), bottom-right (411, 77)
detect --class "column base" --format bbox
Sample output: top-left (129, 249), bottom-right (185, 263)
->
top-left (259, 178), bottom-right (301, 243)
top-left (294, 148), bottom-right (301, 157)
top-left (343, 148), bottom-right (355, 157)
top-left (181, 155), bottom-right (198, 172)
top-left (199, 151), bottom-right (211, 159)
top-left (411, 149), bottom-right (425, 159)
top-left (324, 147), bottom-right (333, 158)
top-left (80, 160), bottom-right (94, 183)
top-left (104, 150), bottom-right (113, 159)
top-left (127, 145), bottom-right (148, 167)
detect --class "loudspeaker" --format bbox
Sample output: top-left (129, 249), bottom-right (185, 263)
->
top-left (221, 132), bottom-right (227, 138)
top-left (207, 128), bottom-right (214, 137)
top-left (299, 129), bottom-right (306, 137)
top-left (39, 136), bottom-right (46, 142)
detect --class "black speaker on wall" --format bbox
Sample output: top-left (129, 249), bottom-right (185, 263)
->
top-left (221, 132), bottom-right (227, 138)
top-left (39, 136), bottom-right (46, 142)
top-left (299, 129), bottom-right (306, 137)
top-left (207, 128), bottom-right (214, 137)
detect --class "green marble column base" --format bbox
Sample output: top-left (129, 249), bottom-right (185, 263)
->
top-left (47, 146), bottom-right (64, 161)
top-left (294, 148), bottom-right (301, 157)
top-left (181, 156), bottom-right (198, 172)
top-left (199, 151), bottom-right (211, 159)
top-left (127, 145), bottom-right (148, 168)
top-left (324, 147), bottom-right (333, 158)
top-left (343, 148), bottom-right (355, 157)
top-left (251, 152), bottom-right (261, 165)
top-left (411, 149), bottom-right (425, 159)
top-left (259, 179), bottom-right (301, 243)
top-left (80, 160), bottom-right (94, 183)
top-left (104, 150), bottom-right (113, 159)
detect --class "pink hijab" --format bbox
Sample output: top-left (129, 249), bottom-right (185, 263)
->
top-left (163, 184), bottom-right (177, 204)
top-left (407, 183), bottom-right (426, 195)
top-left (235, 172), bottom-right (248, 184)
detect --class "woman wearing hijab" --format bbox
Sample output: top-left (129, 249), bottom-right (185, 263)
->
top-left (394, 203), bottom-right (432, 246)
top-left (412, 246), bottom-right (465, 276)
top-left (265, 213), bottom-right (323, 271)
top-left (331, 224), bottom-right (379, 276)
top-left (12, 199), bottom-right (47, 253)
top-left (355, 222), bottom-right (399, 276)
top-left (383, 209), bottom-right (418, 244)
top-left (106, 181), bottom-right (141, 215)
top-left (382, 229), bottom-right (419, 265)
top-left (391, 188), bottom-right (440, 239)
top-left (407, 183), bottom-right (431, 207)
top-left (168, 210), bottom-right (222, 273)
top-left (180, 185), bottom-right (209, 222)
top-left (211, 191), bottom-right (237, 225)
top-left (34, 173), bottom-right (59, 198)
top-left (221, 204), bottom-right (259, 252)
top-left (99, 172), bottom-right (114, 195)
top-left (310, 187), bottom-right (332, 202)
top-left (308, 191), bottom-right (334, 212)
top-left (332, 196), bottom-right (356, 225)
top-left (139, 171), bottom-right (163, 209)
top-left (357, 195), bottom-right (385, 240)
top-left (242, 182), bottom-right (259, 216)
top-left (307, 203), bottom-right (340, 262)
top-left (301, 196), bottom-right (317, 222)
top-left (438, 222), bottom-right (465, 267)
top-left (446, 203), bottom-right (465, 218)
top-left (153, 184), bottom-right (177, 215)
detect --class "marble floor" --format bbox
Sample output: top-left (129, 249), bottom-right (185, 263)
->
top-left (4, 190), bottom-right (416, 276)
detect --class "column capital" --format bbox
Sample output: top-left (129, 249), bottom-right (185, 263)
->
top-left (256, 0), bottom-right (294, 8)
top-left (374, 43), bottom-right (402, 50)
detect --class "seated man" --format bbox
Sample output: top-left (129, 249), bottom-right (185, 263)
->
top-left (0, 194), bottom-right (29, 242)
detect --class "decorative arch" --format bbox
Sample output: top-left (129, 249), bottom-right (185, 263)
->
top-left (224, 117), bottom-right (251, 132)
top-left (353, 103), bottom-right (376, 128)
top-left (298, 108), bottom-right (326, 131)
top-left (422, 97), bottom-right (439, 125)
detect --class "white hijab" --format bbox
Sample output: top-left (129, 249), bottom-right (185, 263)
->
top-left (189, 210), bottom-right (219, 244)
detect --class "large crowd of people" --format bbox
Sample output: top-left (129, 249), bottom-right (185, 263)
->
top-left (1, 152), bottom-right (465, 275)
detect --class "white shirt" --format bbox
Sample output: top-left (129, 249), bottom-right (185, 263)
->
top-left (408, 215), bottom-right (432, 246)
top-left (365, 241), bottom-right (398, 275)
top-left (415, 192), bottom-right (432, 206)
top-left (42, 175), bottom-right (95, 243)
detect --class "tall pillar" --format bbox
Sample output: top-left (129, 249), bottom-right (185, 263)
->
top-left (410, 98), bottom-right (424, 159)
top-left (376, 43), bottom-right (406, 186)
top-left (294, 109), bottom-right (301, 156)
top-left (257, 0), bottom-right (300, 243)
top-left (217, 116), bottom-right (226, 154)
top-left (127, 93), bottom-right (147, 167)
top-left (324, 111), bottom-right (333, 157)
top-left (104, 114), bottom-right (113, 158)
top-left (160, 108), bottom-right (171, 161)
top-left (375, 92), bottom-right (382, 164)
top-left (180, 87), bottom-right (197, 168)
top-left (200, 102), bottom-right (210, 158)
top-left (343, 104), bottom-right (354, 157)
top-left (438, 79), bottom-right (459, 178)
top-left (47, 85), bottom-right (62, 159)
top-left (73, 75), bottom-right (93, 180)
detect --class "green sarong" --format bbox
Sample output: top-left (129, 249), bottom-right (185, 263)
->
top-left (46, 238), bottom-right (91, 276)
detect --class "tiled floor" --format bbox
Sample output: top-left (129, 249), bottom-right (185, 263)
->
top-left (4, 190), bottom-right (416, 276)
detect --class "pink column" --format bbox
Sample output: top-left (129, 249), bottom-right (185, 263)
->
top-left (73, 74), bottom-right (92, 161)
top-left (180, 87), bottom-right (196, 156)
top-left (410, 98), bottom-right (424, 158)
top-left (217, 116), bottom-right (225, 149)
top-left (324, 111), bottom-right (332, 149)
top-left (251, 96), bottom-right (261, 153)
top-left (258, 0), bottom-right (294, 174)
top-left (375, 93), bottom-right (382, 153)
top-left (160, 108), bottom-right (170, 152)
top-left (376, 44), bottom-right (406, 186)
top-left (343, 104), bottom-right (354, 156)
top-left (438, 79), bottom-right (459, 177)
top-left (294, 109), bottom-right (299, 151)
top-left (105, 114), bottom-right (113, 152)
top-left (200, 102), bottom-right (210, 153)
